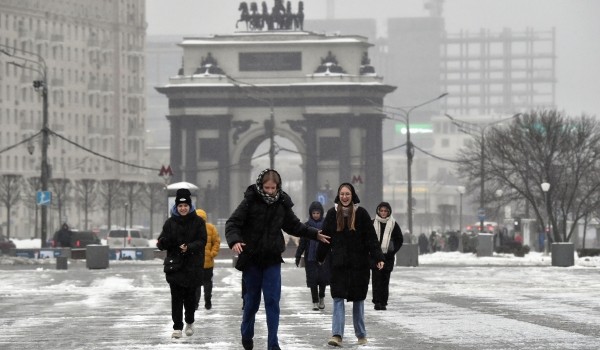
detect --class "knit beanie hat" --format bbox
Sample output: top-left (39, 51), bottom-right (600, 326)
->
top-left (175, 188), bottom-right (192, 207)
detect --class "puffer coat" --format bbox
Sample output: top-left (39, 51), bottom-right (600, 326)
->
top-left (318, 205), bottom-right (384, 301)
top-left (196, 209), bottom-right (220, 269)
top-left (157, 207), bottom-right (207, 287)
top-left (226, 185), bottom-right (318, 267)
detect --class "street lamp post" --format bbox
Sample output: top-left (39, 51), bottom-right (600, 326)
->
top-left (541, 182), bottom-right (551, 255)
top-left (446, 113), bottom-right (521, 233)
top-left (457, 185), bottom-right (466, 252)
top-left (457, 186), bottom-right (465, 233)
top-left (1, 45), bottom-right (49, 246)
top-left (380, 93), bottom-right (448, 236)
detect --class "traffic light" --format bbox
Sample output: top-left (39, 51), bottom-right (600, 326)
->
top-left (33, 80), bottom-right (43, 89)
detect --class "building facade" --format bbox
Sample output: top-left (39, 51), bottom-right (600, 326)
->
top-left (0, 0), bottom-right (148, 238)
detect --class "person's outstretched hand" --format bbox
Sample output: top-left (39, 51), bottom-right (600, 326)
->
top-left (317, 230), bottom-right (330, 244)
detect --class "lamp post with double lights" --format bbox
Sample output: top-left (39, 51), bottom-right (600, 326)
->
top-left (1, 45), bottom-right (50, 246)
top-left (445, 113), bottom-right (521, 233)
top-left (227, 76), bottom-right (276, 169)
top-left (379, 93), bottom-right (448, 236)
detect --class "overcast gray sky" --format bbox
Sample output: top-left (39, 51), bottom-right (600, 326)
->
top-left (146, 0), bottom-right (600, 118)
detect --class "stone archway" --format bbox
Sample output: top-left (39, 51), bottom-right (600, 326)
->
top-left (156, 32), bottom-right (396, 219)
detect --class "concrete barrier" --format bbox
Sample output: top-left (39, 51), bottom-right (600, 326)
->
top-left (396, 244), bottom-right (419, 267)
top-left (551, 242), bottom-right (575, 267)
top-left (86, 245), bottom-right (109, 269)
top-left (477, 233), bottom-right (494, 257)
top-left (56, 256), bottom-right (68, 270)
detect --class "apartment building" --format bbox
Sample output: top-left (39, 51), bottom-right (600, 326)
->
top-left (0, 0), bottom-right (147, 237)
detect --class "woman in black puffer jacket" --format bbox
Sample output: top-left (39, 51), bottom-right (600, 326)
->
top-left (318, 183), bottom-right (384, 347)
top-left (157, 188), bottom-right (207, 339)
top-left (226, 169), bottom-right (330, 350)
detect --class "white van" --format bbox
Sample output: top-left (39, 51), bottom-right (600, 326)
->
top-left (107, 229), bottom-right (149, 247)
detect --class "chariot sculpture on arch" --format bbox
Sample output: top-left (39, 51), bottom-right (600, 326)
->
top-left (236, 1), bottom-right (304, 31)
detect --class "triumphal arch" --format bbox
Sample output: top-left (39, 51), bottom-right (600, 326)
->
top-left (156, 29), bottom-right (395, 218)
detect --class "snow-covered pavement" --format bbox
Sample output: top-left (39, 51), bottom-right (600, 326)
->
top-left (0, 248), bottom-right (599, 349)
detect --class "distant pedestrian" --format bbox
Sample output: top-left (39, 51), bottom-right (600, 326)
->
top-left (371, 202), bottom-right (403, 311)
top-left (295, 201), bottom-right (331, 311)
top-left (226, 168), bottom-right (330, 350)
top-left (52, 223), bottom-right (72, 248)
top-left (195, 208), bottom-right (220, 311)
top-left (418, 233), bottom-right (429, 254)
top-left (318, 183), bottom-right (385, 347)
top-left (156, 188), bottom-right (207, 339)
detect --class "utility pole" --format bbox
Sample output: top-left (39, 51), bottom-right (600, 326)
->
top-left (379, 93), bottom-right (448, 236)
top-left (1, 45), bottom-right (50, 246)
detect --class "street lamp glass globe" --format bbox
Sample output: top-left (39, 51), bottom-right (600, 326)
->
top-left (541, 182), bottom-right (550, 192)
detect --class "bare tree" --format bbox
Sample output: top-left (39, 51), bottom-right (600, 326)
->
top-left (140, 182), bottom-right (167, 236)
top-left (98, 179), bottom-right (122, 230)
top-left (75, 179), bottom-right (97, 230)
top-left (49, 178), bottom-right (72, 226)
top-left (122, 181), bottom-right (144, 228)
top-left (456, 109), bottom-right (600, 242)
top-left (0, 174), bottom-right (23, 239)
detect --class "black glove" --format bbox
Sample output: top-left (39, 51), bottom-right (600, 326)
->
top-left (295, 257), bottom-right (301, 267)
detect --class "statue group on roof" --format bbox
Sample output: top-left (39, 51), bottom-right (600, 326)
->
top-left (237, 0), bottom-right (304, 31)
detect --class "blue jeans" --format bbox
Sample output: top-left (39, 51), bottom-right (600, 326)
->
top-left (331, 297), bottom-right (366, 339)
top-left (241, 262), bottom-right (282, 347)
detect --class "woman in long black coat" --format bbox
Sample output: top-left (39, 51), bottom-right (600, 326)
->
top-left (318, 183), bottom-right (384, 347)
top-left (157, 188), bottom-right (207, 339)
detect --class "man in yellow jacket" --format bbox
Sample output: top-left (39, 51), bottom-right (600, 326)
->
top-left (195, 208), bottom-right (220, 310)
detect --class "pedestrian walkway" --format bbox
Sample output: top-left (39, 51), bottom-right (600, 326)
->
top-left (0, 257), bottom-right (598, 349)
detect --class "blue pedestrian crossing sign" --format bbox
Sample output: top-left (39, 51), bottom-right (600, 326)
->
top-left (477, 208), bottom-right (486, 221)
top-left (316, 191), bottom-right (328, 205)
top-left (36, 191), bottom-right (51, 206)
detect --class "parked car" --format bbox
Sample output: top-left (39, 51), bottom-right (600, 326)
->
top-left (0, 234), bottom-right (16, 254)
top-left (107, 229), bottom-right (149, 247)
top-left (70, 231), bottom-right (101, 248)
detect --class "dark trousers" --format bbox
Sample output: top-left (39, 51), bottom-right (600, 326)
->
top-left (371, 268), bottom-right (392, 306)
top-left (310, 285), bottom-right (326, 303)
top-left (169, 283), bottom-right (197, 330)
top-left (195, 267), bottom-right (214, 307)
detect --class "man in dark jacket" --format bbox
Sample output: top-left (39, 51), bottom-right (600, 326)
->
top-left (226, 169), bottom-right (330, 350)
top-left (53, 223), bottom-right (72, 247)
top-left (157, 188), bottom-right (207, 339)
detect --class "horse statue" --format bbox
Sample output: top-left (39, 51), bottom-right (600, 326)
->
top-left (271, 0), bottom-right (286, 29)
top-left (284, 1), bottom-right (294, 29)
top-left (249, 2), bottom-right (264, 30)
top-left (261, 1), bottom-right (274, 30)
top-left (294, 1), bottom-right (304, 30)
top-left (236, 2), bottom-right (251, 30)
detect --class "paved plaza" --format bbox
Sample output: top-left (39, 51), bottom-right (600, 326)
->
top-left (0, 255), bottom-right (599, 349)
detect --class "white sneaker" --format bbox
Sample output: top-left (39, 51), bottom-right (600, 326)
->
top-left (312, 302), bottom-right (319, 311)
top-left (318, 297), bottom-right (325, 309)
top-left (171, 330), bottom-right (182, 338)
top-left (184, 323), bottom-right (194, 336)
